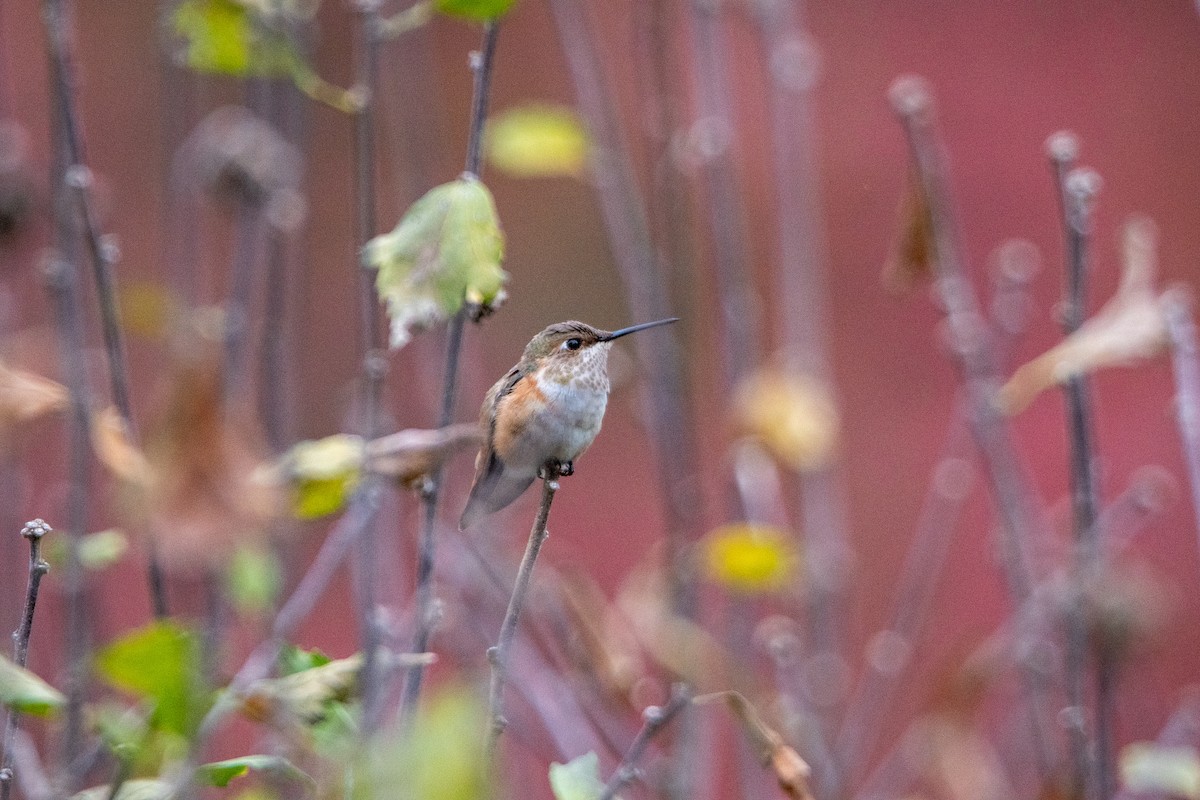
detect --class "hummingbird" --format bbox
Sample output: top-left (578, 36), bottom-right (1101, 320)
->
top-left (459, 317), bottom-right (679, 529)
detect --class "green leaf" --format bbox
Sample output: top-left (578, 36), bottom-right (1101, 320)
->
top-left (71, 780), bottom-right (173, 800)
top-left (226, 545), bottom-right (282, 614)
top-left (435, 0), bottom-right (516, 21)
top-left (364, 177), bottom-right (507, 349)
top-left (173, 0), bottom-right (295, 77)
top-left (44, 528), bottom-right (129, 571)
top-left (278, 645), bottom-right (332, 676)
top-left (0, 654), bottom-right (65, 716)
top-left (485, 105), bottom-right (588, 178)
top-left (1120, 742), bottom-right (1200, 799)
top-left (199, 754), bottom-right (312, 788)
top-left (95, 622), bottom-right (206, 737)
top-left (282, 434), bottom-right (365, 519)
top-left (549, 751), bottom-right (607, 800)
top-left (357, 684), bottom-right (487, 800)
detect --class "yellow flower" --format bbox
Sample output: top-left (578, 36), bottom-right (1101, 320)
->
top-left (703, 524), bottom-right (798, 594)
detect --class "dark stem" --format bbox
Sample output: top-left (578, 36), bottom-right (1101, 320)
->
top-left (599, 685), bottom-right (692, 800)
top-left (41, 0), bottom-right (169, 618)
top-left (1048, 134), bottom-right (1104, 800)
top-left (889, 76), bottom-right (1057, 779)
top-left (257, 230), bottom-right (290, 451)
top-left (464, 21), bottom-right (499, 178)
top-left (222, 199), bottom-right (267, 400)
top-left (485, 465), bottom-right (560, 759)
top-left (401, 18), bottom-right (500, 718)
top-left (0, 520), bottom-right (52, 800)
top-left (352, 0), bottom-right (386, 735)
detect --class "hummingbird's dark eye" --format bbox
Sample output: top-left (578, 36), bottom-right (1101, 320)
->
top-left (564, 338), bottom-right (583, 351)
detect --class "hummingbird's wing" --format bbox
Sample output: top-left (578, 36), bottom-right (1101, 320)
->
top-left (459, 365), bottom-right (534, 529)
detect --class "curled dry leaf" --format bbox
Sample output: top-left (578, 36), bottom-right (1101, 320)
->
top-left (734, 364), bottom-right (839, 473)
top-left (0, 359), bottom-right (67, 443)
top-left (366, 422), bottom-right (484, 488)
top-left (92, 406), bottom-right (153, 485)
top-left (694, 690), bottom-right (814, 800)
top-left (882, 174), bottom-right (937, 292)
top-left (999, 216), bottom-right (1169, 414)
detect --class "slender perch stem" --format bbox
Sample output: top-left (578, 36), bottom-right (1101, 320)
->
top-left (485, 465), bottom-right (560, 758)
top-left (599, 685), bottom-right (692, 800)
top-left (0, 520), bottom-right (53, 800)
top-left (401, 19), bottom-right (500, 719)
top-left (41, 0), bottom-right (168, 618)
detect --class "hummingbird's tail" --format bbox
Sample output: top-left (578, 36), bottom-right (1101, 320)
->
top-left (459, 460), bottom-right (537, 529)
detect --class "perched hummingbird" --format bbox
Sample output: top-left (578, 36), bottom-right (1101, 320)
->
top-left (459, 318), bottom-right (679, 529)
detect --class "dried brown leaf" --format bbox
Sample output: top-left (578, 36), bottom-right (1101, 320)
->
top-left (999, 216), bottom-right (1168, 414)
top-left (91, 406), bottom-right (153, 485)
top-left (694, 690), bottom-right (814, 800)
top-left (882, 175), bottom-right (936, 292)
top-left (0, 360), bottom-right (66, 438)
top-left (366, 423), bottom-right (484, 488)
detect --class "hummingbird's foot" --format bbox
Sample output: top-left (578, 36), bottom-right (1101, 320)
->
top-left (539, 460), bottom-right (574, 479)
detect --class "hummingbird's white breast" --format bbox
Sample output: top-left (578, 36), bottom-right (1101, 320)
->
top-left (517, 341), bottom-right (612, 469)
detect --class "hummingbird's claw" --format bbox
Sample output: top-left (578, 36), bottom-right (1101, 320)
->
top-left (559, 460), bottom-right (574, 477)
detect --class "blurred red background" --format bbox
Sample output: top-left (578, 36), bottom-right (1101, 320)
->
top-left (3, 0), bottom-right (1200, 790)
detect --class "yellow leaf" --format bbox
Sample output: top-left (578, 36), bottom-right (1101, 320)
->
top-left (485, 105), bottom-right (588, 179)
top-left (703, 524), bottom-right (797, 594)
top-left (734, 366), bottom-right (839, 472)
top-left (0, 360), bottom-right (66, 437)
top-left (279, 434), bottom-right (364, 519)
top-left (91, 406), bottom-right (153, 486)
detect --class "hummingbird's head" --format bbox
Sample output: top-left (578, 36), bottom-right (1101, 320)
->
top-left (521, 318), bottom-right (680, 366)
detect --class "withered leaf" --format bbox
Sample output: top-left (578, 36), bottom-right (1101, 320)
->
top-left (1000, 216), bottom-right (1169, 414)
top-left (694, 690), bottom-right (814, 800)
top-left (366, 423), bottom-right (484, 488)
top-left (882, 174), bottom-right (936, 292)
top-left (0, 360), bottom-right (67, 440)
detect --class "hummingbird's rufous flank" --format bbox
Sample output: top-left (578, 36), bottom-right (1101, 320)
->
top-left (459, 317), bottom-right (679, 529)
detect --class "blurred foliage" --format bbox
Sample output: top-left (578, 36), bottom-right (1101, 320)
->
top-left (549, 751), bottom-right (608, 800)
top-left (94, 621), bottom-right (207, 737)
top-left (226, 544), bottom-right (283, 615)
top-left (355, 684), bottom-right (488, 800)
top-left (278, 433), bottom-right (365, 519)
top-left (734, 366), bottom-right (839, 472)
top-left (43, 528), bottom-right (130, 571)
top-left (703, 523), bottom-right (797, 594)
top-left (1120, 742), bottom-right (1200, 799)
top-left (365, 176), bottom-right (507, 349)
top-left (485, 105), bottom-right (588, 178)
top-left (435, 0), bottom-right (517, 21)
top-left (0, 654), bottom-right (65, 715)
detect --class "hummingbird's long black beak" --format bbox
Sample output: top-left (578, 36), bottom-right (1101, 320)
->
top-left (600, 317), bottom-right (680, 342)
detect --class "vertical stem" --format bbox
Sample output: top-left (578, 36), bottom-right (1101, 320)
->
top-left (0, 520), bottom-right (52, 800)
top-left (889, 76), bottom-right (1057, 779)
top-left (485, 466), bottom-right (559, 759)
top-left (1165, 293), bottom-right (1200, 574)
top-left (41, 0), bottom-right (169, 618)
top-left (352, 0), bottom-right (386, 735)
top-left (1048, 132), bottom-right (1104, 800)
top-left (43, 257), bottom-right (92, 779)
top-left (400, 20), bottom-right (500, 719)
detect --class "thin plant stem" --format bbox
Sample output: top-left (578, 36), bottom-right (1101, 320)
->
top-left (485, 465), bottom-right (560, 759)
top-left (352, 0), bottom-right (386, 735)
top-left (0, 520), bottom-right (52, 800)
top-left (400, 19), bottom-right (500, 719)
top-left (41, 0), bottom-right (169, 618)
top-left (684, 0), bottom-right (759, 391)
top-left (1164, 293), bottom-right (1200, 573)
top-left (1048, 132), bottom-right (1103, 800)
top-left (599, 685), bottom-right (692, 800)
top-left (222, 199), bottom-right (267, 399)
top-left (889, 76), bottom-right (1057, 779)
top-left (43, 256), bottom-right (93, 780)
